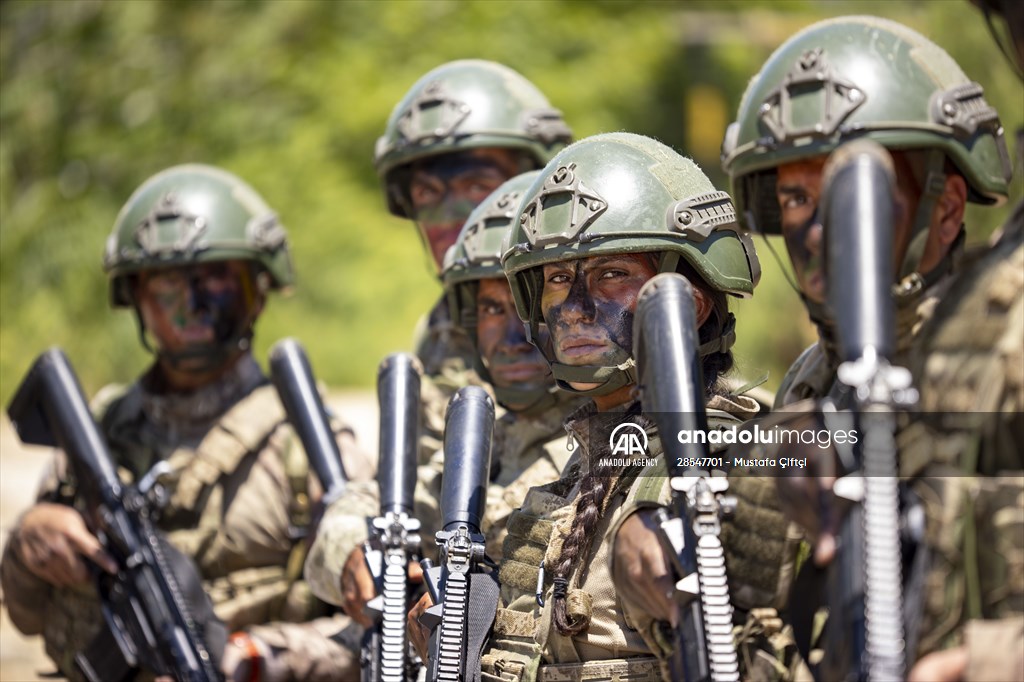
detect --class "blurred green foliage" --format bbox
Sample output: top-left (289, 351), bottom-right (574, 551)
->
top-left (2, 0), bottom-right (1021, 402)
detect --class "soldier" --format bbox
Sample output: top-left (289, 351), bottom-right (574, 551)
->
top-left (374, 59), bottom-right (572, 381)
top-left (0, 164), bottom-right (375, 681)
top-left (908, 2), bottom-right (1024, 679)
top-left (722, 15), bottom-right (1012, 407)
top-left (722, 14), bottom-right (1023, 680)
top-left (408, 132), bottom-right (801, 681)
top-left (304, 170), bottom-right (582, 627)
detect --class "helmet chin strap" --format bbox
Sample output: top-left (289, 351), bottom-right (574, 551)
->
top-left (807, 229), bottom-right (963, 366)
top-left (897, 149), bottom-right (947, 285)
top-left (550, 359), bottom-right (638, 397)
top-left (472, 353), bottom-right (564, 414)
top-left (493, 383), bottom-right (562, 415)
top-left (156, 327), bottom-right (254, 375)
top-left (548, 314), bottom-right (738, 397)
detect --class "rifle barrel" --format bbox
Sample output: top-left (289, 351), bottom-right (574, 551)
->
top-left (269, 338), bottom-right (348, 502)
top-left (440, 386), bottom-right (494, 533)
top-left (376, 353), bottom-right (422, 516)
top-left (822, 139), bottom-right (897, 362)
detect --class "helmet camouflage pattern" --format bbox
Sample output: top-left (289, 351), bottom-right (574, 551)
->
top-left (721, 15), bottom-right (1012, 235)
top-left (374, 59), bottom-right (572, 218)
top-left (104, 164), bottom-right (293, 307)
top-left (502, 132), bottom-right (760, 394)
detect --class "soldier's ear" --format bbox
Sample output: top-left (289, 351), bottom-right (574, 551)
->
top-left (935, 174), bottom-right (968, 247)
top-left (694, 288), bottom-right (714, 327)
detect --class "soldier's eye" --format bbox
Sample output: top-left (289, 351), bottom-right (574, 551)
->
top-left (410, 179), bottom-right (445, 207)
top-left (146, 271), bottom-right (187, 294)
top-left (478, 303), bottom-right (503, 316)
top-left (779, 192), bottom-right (812, 211)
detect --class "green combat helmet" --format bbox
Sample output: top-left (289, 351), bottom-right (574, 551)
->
top-left (104, 163), bottom-right (293, 307)
top-left (722, 15), bottom-right (1011, 282)
top-left (503, 132), bottom-right (760, 396)
top-left (374, 59), bottom-right (573, 218)
top-left (103, 164), bottom-right (293, 366)
top-left (442, 170), bottom-right (557, 410)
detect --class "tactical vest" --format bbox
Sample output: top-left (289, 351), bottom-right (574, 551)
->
top-left (902, 210), bottom-right (1024, 660)
top-left (778, 224), bottom-right (1024, 670)
top-left (98, 381), bottom-right (320, 630)
top-left (481, 400), bottom-right (800, 682)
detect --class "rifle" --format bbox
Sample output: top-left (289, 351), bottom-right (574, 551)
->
top-left (633, 272), bottom-right (740, 682)
top-left (7, 348), bottom-right (223, 682)
top-left (421, 386), bottom-right (497, 682)
top-left (820, 139), bottom-right (917, 681)
top-left (361, 353), bottom-right (424, 681)
top-left (269, 338), bottom-right (348, 505)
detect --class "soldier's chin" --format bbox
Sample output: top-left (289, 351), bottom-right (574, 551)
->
top-left (165, 344), bottom-right (227, 374)
top-left (568, 380), bottom-right (602, 391)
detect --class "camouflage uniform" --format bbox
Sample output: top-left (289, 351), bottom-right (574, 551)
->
top-left (0, 164), bottom-right (375, 681)
top-left (900, 200), bottom-right (1024, 678)
top-left (721, 16), bottom-right (1023, 677)
top-left (489, 133), bottom-right (803, 681)
top-left (482, 399), bottom-right (803, 682)
top-left (1, 354), bottom-right (375, 681)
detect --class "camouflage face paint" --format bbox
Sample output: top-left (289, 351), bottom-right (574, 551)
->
top-left (541, 257), bottom-right (655, 369)
top-left (475, 278), bottom-right (550, 391)
top-left (409, 150), bottom-right (520, 269)
top-left (139, 262), bottom-right (253, 352)
top-left (781, 209), bottom-right (825, 303)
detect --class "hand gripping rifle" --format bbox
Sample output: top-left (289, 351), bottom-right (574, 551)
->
top-left (633, 272), bottom-right (740, 682)
top-left (269, 338), bottom-right (349, 506)
top-left (421, 386), bottom-right (497, 682)
top-left (361, 353), bottom-right (424, 681)
top-left (7, 349), bottom-right (223, 682)
top-left (819, 139), bottom-right (918, 681)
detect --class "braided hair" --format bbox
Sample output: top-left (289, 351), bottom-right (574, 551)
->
top-left (550, 266), bottom-right (733, 636)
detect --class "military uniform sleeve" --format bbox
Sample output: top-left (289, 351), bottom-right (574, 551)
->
top-left (245, 614), bottom-right (362, 682)
top-left (604, 459), bottom-right (672, 641)
top-left (0, 526), bottom-right (51, 635)
top-left (963, 617), bottom-right (1024, 681)
top-left (1, 450), bottom-right (107, 678)
top-left (0, 447), bottom-right (73, 635)
top-left (304, 479), bottom-right (382, 606)
top-left (304, 450), bottom-right (447, 607)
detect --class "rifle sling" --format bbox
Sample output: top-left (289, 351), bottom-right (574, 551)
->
top-left (789, 558), bottom-right (826, 667)
top-left (465, 572), bottom-right (500, 682)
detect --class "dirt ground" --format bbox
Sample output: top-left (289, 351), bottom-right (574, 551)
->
top-left (0, 390), bottom-right (378, 681)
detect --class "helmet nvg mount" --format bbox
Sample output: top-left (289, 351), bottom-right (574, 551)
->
top-left (442, 170), bottom-right (562, 412)
top-left (375, 59), bottom-right (573, 218)
top-left (503, 132), bottom-right (760, 396)
top-left (722, 15), bottom-right (1011, 239)
top-left (104, 163), bottom-right (293, 308)
top-left (442, 170), bottom-right (541, 332)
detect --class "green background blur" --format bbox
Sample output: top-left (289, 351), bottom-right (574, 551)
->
top-left (2, 0), bottom-right (1021, 403)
